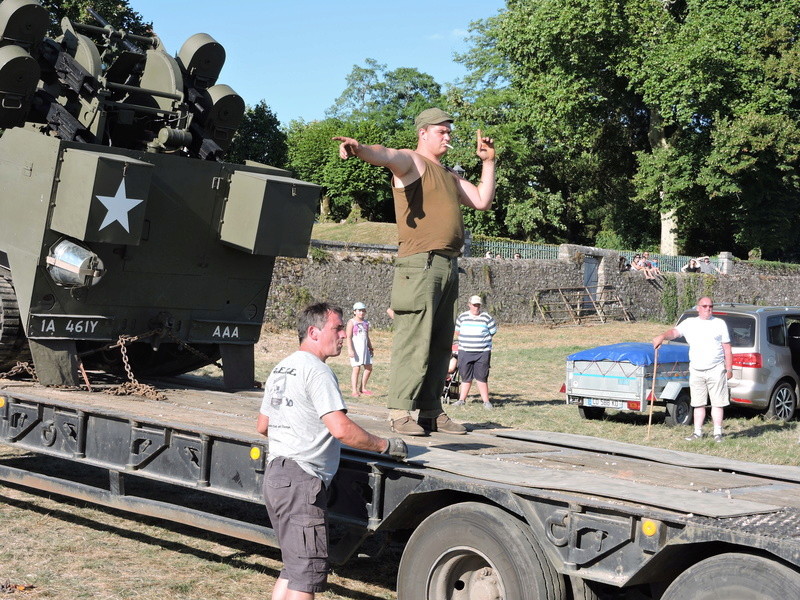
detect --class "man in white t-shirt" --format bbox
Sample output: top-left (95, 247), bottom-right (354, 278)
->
top-left (652, 297), bottom-right (732, 442)
top-left (256, 303), bottom-right (407, 600)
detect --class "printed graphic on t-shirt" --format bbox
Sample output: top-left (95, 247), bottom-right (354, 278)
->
top-left (269, 374), bottom-right (287, 410)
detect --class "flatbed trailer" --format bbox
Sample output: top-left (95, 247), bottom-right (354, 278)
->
top-left (1, 377), bottom-right (800, 600)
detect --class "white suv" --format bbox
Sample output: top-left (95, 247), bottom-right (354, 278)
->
top-left (672, 304), bottom-right (799, 421)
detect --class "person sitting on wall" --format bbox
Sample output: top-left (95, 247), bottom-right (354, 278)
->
top-left (642, 252), bottom-right (663, 278)
top-left (631, 254), bottom-right (656, 280)
top-left (698, 256), bottom-right (722, 274)
top-left (619, 256), bottom-right (631, 272)
top-left (682, 259), bottom-right (701, 273)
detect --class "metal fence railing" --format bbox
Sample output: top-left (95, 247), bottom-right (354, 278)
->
top-left (312, 238), bottom-right (721, 273)
top-left (469, 239), bottom-right (720, 272)
top-left (469, 240), bottom-right (559, 260)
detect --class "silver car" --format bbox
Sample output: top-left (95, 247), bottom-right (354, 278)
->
top-left (673, 304), bottom-right (799, 421)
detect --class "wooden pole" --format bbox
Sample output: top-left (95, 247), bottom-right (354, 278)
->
top-left (646, 347), bottom-right (659, 440)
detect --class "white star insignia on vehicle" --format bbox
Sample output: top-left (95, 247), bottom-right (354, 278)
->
top-left (96, 179), bottom-right (144, 233)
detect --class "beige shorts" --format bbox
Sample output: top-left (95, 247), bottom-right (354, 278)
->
top-left (689, 363), bottom-right (730, 408)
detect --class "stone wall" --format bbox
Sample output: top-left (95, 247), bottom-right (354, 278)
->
top-left (263, 247), bottom-right (800, 329)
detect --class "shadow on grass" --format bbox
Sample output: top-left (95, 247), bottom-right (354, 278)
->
top-left (447, 393), bottom-right (551, 407)
top-left (0, 477), bottom-right (397, 600)
top-left (725, 421), bottom-right (797, 439)
top-left (504, 397), bottom-right (567, 408)
top-left (467, 422), bottom-right (515, 432)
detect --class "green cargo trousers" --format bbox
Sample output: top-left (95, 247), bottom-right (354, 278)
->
top-left (387, 251), bottom-right (459, 412)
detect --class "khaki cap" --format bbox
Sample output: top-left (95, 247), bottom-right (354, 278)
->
top-left (469, 295), bottom-right (482, 305)
top-left (415, 107), bottom-right (453, 130)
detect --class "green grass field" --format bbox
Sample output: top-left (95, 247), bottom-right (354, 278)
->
top-left (254, 320), bottom-right (799, 466)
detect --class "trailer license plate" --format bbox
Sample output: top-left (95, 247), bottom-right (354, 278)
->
top-left (584, 398), bottom-right (626, 409)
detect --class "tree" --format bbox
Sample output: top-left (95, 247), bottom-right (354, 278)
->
top-left (622, 0), bottom-right (800, 257)
top-left (327, 59), bottom-right (445, 131)
top-left (453, 3), bottom-right (651, 245)
top-left (226, 101), bottom-right (288, 168)
top-left (286, 118), bottom-right (345, 221)
top-left (458, 0), bottom-right (800, 258)
top-left (287, 60), bottom-right (450, 223)
top-left (286, 118), bottom-right (394, 223)
top-left (40, 0), bottom-right (151, 37)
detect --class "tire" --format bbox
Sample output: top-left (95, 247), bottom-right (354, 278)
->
top-left (665, 392), bottom-right (693, 427)
top-left (397, 501), bottom-right (566, 600)
top-left (578, 406), bottom-right (605, 420)
top-left (765, 380), bottom-right (797, 421)
top-left (661, 552), bottom-right (800, 600)
top-left (569, 575), bottom-right (603, 600)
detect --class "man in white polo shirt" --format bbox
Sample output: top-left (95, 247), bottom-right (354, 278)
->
top-left (652, 297), bottom-right (732, 442)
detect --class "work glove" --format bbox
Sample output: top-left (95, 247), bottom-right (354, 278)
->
top-left (381, 437), bottom-right (408, 461)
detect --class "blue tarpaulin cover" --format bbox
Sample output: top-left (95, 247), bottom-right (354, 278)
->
top-left (567, 342), bottom-right (689, 366)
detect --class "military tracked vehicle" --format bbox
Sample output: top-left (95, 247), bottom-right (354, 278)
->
top-left (0, 1), bottom-right (318, 388)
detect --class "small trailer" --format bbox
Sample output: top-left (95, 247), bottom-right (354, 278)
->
top-left (564, 342), bottom-right (692, 425)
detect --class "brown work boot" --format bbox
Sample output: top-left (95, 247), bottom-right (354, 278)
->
top-left (418, 412), bottom-right (467, 435)
top-left (390, 415), bottom-right (426, 436)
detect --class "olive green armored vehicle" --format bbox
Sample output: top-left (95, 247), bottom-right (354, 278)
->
top-left (0, 1), bottom-right (318, 388)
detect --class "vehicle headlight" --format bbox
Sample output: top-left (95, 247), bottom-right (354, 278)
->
top-left (45, 239), bottom-right (105, 288)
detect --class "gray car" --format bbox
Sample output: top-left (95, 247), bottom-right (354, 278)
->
top-left (672, 304), bottom-right (800, 421)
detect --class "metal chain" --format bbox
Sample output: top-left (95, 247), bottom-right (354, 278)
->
top-left (108, 381), bottom-right (167, 401)
top-left (2, 327), bottom-right (217, 399)
top-left (0, 361), bottom-right (37, 381)
top-left (80, 327), bottom-right (222, 370)
top-left (78, 328), bottom-right (161, 359)
top-left (117, 335), bottom-right (138, 384)
top-left (162, 328), bottom-right (224, 370)
top-left (105, 334), bottom-right (167, 401)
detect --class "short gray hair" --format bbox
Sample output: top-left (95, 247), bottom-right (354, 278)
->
top-left (297, 302), bottom-right (343, 342)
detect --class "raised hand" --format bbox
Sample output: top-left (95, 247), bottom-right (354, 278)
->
top-left (475, 129), bottom-right (495, 162)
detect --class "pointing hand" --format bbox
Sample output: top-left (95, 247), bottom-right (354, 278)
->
top-left (333, 136), bottom-right (359, 160)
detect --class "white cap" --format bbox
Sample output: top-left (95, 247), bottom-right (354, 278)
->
top-left (353, 302), bottom-right (367, 310)
top-left (469, 295), bottom-right (482, 305)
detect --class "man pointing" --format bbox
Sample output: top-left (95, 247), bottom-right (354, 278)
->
top-left (334, 108), bottom-right (496, 435)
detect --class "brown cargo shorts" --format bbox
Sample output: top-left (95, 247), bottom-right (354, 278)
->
top-left (262, 457), bottom-right (330, 594)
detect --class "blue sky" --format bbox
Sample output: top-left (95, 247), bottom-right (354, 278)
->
top-left (130, 0), bottom-right (506, 125)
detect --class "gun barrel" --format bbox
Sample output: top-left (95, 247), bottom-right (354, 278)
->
top-left (83, 8), bottom-right (155, 52)
top-left (87, 8), bottom-right (109, 27)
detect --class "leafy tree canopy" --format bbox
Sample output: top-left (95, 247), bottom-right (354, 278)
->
top-left (455, 0), bottom-right (800, 258)
top-left (327, 59), bottom-right (445, 131)
top-left (226, 101), bottom-right (288, 168)
top-left (40, 0), bottom-right (151, 37)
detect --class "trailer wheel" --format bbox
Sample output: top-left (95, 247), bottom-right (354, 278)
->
top-left (397, 501), bottom-right (566, 600)
top-left (665, 391), bottom-right (692, 427)
top-left (569, 575), bottom-right (603, 600)
top-left (765, 380), bottom-right (796, 421)
top-left (661, 553), bottom-right (800, 600)
top-left (578, 406), bottom-right (605, 420)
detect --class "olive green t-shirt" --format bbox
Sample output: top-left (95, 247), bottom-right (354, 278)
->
top-left (392, 155), bottom-right (464, 258)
